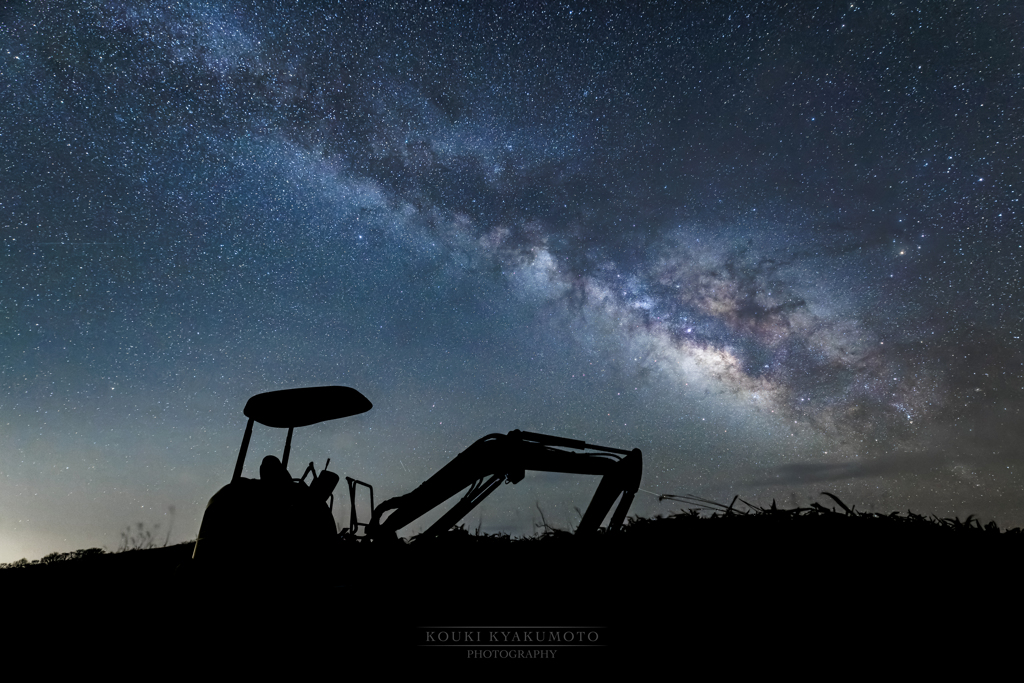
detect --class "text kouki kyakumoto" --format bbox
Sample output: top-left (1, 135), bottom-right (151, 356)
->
top-left (422, 629), bottom-right (601, 644)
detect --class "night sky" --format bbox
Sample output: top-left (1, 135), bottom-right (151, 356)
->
top-left (2, 0), bottom-right (1022, 563)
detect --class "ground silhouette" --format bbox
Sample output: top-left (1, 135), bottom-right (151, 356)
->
top-left (4, 499), bottom-right (1022, 672)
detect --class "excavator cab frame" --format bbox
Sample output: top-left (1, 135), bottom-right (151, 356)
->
top-left (192, 386), bottom-right (372, 566)
top-left (229, 385), bottom-right (373, 483)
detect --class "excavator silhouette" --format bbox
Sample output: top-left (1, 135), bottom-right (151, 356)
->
top-left (192, 386), bottom-right (642, 569)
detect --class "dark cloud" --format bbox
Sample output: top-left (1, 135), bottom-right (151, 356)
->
top-left (755, 452), bottom-right (952, 486)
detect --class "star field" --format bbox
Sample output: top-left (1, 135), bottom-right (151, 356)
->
top-left (1, 1), bottom-right (1022, 562)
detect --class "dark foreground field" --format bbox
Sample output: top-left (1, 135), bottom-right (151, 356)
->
top-left (5, 501), bottom-right (1022, 672)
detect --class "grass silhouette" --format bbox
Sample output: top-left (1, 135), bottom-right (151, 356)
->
top-left (3, 492), bottom-right (1019, 572)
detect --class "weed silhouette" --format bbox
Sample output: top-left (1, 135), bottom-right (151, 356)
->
top-left (118, 522), bottom-right (161, 552)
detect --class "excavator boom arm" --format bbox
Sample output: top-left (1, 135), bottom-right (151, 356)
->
top-left (367, 430), bottom-right (642, 540)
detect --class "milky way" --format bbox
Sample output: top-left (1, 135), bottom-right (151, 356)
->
top-left (2, 1), bottom-right (1022, 561)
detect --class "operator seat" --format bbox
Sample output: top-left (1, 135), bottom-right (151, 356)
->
top-left (260, 455), bottom-right (292, 486)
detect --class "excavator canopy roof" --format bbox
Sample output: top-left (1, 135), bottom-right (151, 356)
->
top-left (243, 386), bottom-right (372, 428)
